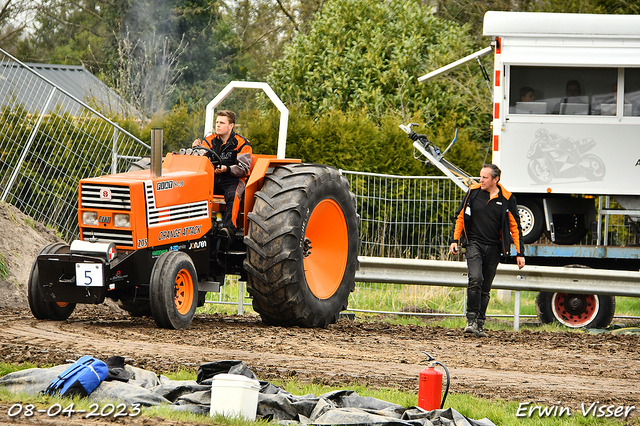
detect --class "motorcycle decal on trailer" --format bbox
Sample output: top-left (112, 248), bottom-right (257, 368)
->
top-left (527, 128), bottom-right (606, 184)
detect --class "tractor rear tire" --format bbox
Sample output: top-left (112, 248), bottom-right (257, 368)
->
top-left (149, 251), bottom-right (198, 329)
top-left (244, 163), bottom-right (361, 328)
top-left (28, 243), bottom-right (77, 321)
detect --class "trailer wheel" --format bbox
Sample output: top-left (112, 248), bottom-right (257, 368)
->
top-left (28, 243), bottom-right (76, 321)
top-left (544, 214), bottom-right (587, 245)
top-left (149, 251), bottom-right (198, 329)
top-left (517, 198), bottom-right (544, 244)
top-left (536, 292), bottom-right (615, 328)
top-left (244, 163), bottom-right (360, 328)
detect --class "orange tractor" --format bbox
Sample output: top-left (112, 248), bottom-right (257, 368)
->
top-left (28, 88), bottom-right (361, 329)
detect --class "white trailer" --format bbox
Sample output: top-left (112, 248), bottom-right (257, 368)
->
top-left (422, 11), bottom-right (640, 246)
top-left (485, 11), bottom-right (640, 245)
top-left (415, 11), bottom-right (640, 328)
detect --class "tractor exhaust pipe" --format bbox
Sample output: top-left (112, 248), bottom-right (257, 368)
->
top-left (150, 128), bottom-right (163, 178)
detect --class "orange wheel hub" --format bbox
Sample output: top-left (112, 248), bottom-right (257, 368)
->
top-left (303, 199), bottom-right (348, 299)
top-left (174, 269), bottom-right (194, 315)
top-left (55, 302), bottom-right (69, 307)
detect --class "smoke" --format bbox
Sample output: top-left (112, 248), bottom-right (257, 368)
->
top-left (112, 0), bottom-right (187, 117)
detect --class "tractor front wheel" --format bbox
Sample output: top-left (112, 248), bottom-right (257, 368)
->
top-left (244, 163), bottom-right (361, 327)
top-left (28, 243), bottom-right (76, 321)
top-left (149, 251), bottom-right (198, 329)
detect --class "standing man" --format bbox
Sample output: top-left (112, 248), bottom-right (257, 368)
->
top-left (193, 110), bottom-right (252, 239)
top-left (449, 164), bottom-right (525, 337)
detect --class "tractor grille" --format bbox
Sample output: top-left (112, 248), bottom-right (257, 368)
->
top-left (148, 201), bottom-right (209, 226)
top-left (81, 184), bottom-right (131, 210)
top-left (81, 228), bottom-right (134, 247)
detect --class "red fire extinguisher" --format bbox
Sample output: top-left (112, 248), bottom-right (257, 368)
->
top-left (418, 352), bottom-right (450, 411)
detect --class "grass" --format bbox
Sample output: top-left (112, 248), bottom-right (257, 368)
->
top-left (0, 253), bottom-right (9, 279)
top-left (44, 223), bottom-right (65, 239)
top-left (0, 362), bottom-right (38, 376)
top-left (24, 217), bottom-right (36, 230)
top-left (0, 363), bottom-right (632, 425)
top-left (197, 275), bottom-right (256, 316)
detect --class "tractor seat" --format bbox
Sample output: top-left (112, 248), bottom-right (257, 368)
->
top-left (211, 155), bottom-right (257, 204)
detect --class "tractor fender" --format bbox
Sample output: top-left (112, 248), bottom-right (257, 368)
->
top-left (243, 155), bottom-right (301, 231)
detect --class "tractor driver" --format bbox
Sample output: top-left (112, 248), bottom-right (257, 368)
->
top-left (193, 110), bottom-right (252, 239)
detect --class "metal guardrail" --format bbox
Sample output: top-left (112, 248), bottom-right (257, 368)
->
top-left (356, 256), bottom-right (640, 298)
top-left (355, 255), bottom-right (640, 330)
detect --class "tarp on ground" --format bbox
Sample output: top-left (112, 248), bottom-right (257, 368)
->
top-left (0, 359), bottom-right (495, 426)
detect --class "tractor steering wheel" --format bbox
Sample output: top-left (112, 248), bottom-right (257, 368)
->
top-left (192, 146), bottom-right (222, 167)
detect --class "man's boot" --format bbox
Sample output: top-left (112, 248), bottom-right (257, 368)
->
top-left (475, 320), bottom-right (488, 337)
top-left (464, 314), bottom-right (477, 334)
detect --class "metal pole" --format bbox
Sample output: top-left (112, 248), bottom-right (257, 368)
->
top-left (1, 87), bottom-right (57, 202)
top-left (604, 196), bottom-right (610, 246)
top-left (513, 291), bottom-right (521, 331)
top-left (111, 128), bottom-right (119, 175)
top-left (597, 196), bottom-right (603, 246)
top-left (111, 128), bottom-right (119, 174)
top-left (150, 129), bottom-right (162, 178)
top-left (238, 281), bottom-right (245, 315)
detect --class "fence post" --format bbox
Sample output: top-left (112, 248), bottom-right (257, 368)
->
top-left (1, 86), bottom-right (57, 202)
top-left (513, 291), bottom-right (521, 331)
top-left (238, 281), bottom-right (245, 315)
top-left (111, 128), bottom-right (119, 174)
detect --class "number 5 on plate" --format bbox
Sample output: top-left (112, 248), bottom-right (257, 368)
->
top-left (75, 264), bottom-right (104, 287)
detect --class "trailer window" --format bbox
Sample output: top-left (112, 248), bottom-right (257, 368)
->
top-left (509, 66), bottom-right (617, 115)
top-left (624, 68), bottom-right (640, 116)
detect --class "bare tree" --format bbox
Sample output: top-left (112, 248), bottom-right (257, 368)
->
top-left (113, 27), bottom-right (187, 117)
top-left (0, 0), bottom-right (38, 48)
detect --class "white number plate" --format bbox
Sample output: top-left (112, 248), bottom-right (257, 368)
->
top-left (75, 263), bottom-right (104, 287)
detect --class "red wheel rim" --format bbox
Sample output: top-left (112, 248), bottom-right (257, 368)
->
top-left (56, 302), bottom-right (69, 307)
top-left (174, 269), bottom-right (194, 315)
top-left (551, 293), bottom-right (599, 328)
top-left (303, 199), bottom-right (348, 299)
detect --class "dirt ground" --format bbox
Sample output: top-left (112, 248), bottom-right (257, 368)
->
top-left (1, 202), bottom-right (640, 425)
top-left (1, 307), bottom-right (640, 425)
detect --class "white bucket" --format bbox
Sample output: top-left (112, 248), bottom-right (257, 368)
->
top-left (210, 373), bottom-right (261, 420)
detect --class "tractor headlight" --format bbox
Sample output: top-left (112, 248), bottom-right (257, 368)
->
top-left (114, 213), bottom-right (130, 228)
top-left (82, 211), bottom-right (98, 225)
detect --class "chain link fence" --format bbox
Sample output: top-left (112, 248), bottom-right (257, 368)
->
top-left (341, 170), bottom-right (466, 316)
top-left (342, 171), bottom-right (465, 260)
top-left (0, 48), bottom-right (149, 241)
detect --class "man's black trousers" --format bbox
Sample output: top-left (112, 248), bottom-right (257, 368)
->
top-left (465, 240), bottom-right (501, 323)
top-left (214, 175), bottom-right (246, 231)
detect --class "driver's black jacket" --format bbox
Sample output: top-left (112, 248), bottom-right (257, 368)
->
top-left (201, 130), bottom-right (252, 230)
top-left (202, 130), bottom-right (252, 184)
